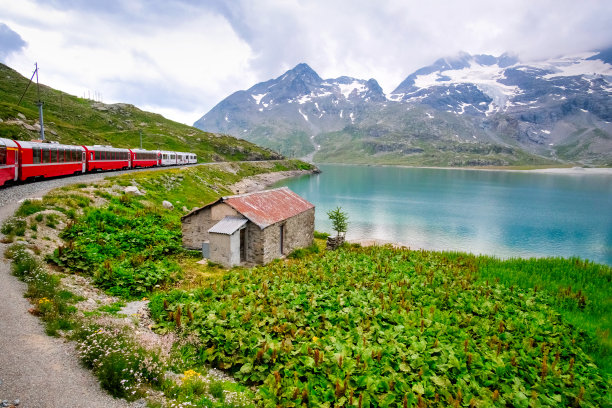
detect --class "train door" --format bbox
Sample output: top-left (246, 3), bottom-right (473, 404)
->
top-left (82, 151), bottom-right (86, 173)
top-left (14, 149), bottom-right (18, 181)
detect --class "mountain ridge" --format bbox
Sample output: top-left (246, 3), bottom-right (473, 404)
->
top-left (194, 49), bottom-right (612, 166)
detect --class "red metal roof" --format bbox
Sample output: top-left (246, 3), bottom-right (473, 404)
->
top-left (223, 187), bottom-right (314, 228)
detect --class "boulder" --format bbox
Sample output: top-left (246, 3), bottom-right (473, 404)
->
top-left (124, 186), bottom-right (144, 196)
top-left (17, 112), bottom-right (26, 120)
top-left (162, 200), bottom-right (174, 209)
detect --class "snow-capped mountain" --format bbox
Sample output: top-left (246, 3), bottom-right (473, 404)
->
top-left (194, 50), bottom-right (612, 166)
top-left (194, 63), bottom-right (387, 157)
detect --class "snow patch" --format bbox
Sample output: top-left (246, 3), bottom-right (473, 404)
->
top-left (457, 102), bottom-right (472, 115)
top-left (298, 109), bottom-right (309, 122)
top-left (224, 114), bottom-right (229, 123)
top-left (539, 55), bottom-right (612, 79)
top-left (349, 112), bottom-right (355, 124)
top-left (412, 62), bottom-right (520, 108)
top-left (297, 95), bottom-right (311, 104)
top-left (340, 109), bottom-right (343, 118)
top-left (541, 130), bottom-right (551, 134)
top-left (580, 109), bottom-right (589, 113)
top-left (425, 112), bottom-right (434, 119)
top-left (338, 81), bottom-right (366, 99)
top-left (251, 93), bottom-right (267, 104)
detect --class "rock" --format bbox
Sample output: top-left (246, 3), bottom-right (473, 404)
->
top-left (182, 206), bottom-right (189, 212)
top-left (162, 200), bottom-right (174, 209)
top-left (12, 399), bottom-right (19, 406)
top-left (22, 123), bottom-right (37, 131)
top-left (17, 113), bottom-right (26, 120)
top-left (0, 118), bottom-right (3, 123)
top-left (124, 186), bottom-right (144, 196)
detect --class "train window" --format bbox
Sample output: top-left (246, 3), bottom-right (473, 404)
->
top-left (32, 148), bottom-right (41, 164)
top-left (42, 147), bottom-right (49, 163)
top-left (0, 146), bottom-right (5, 165)
top-left (94, 151), bottom-right (99, 160)
top-left (58, 148), bottom-right (64, 163)
top-left (50, 148), bottom-right (57, 163)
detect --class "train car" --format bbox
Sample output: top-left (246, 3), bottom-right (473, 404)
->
top-left (0, 138), bottom-right (19, 187)
top-left (14, 140), bottom-right (85, 181)
top-left (83, 145), bottom-right (131, 172)
top-left (160, 150), bottom-right (177, 166)
top-left (176, 152), bottom-right (189, 165)
top-left (187, 153), bottom-right (197, 164)
top-left (130, 148), bottom-right (160, 168)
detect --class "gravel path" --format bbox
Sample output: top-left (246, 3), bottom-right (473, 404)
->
top-left (0, 171), bottom-right (144, 407)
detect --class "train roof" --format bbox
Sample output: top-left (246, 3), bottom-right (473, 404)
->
top-left (0, 138), bottom-right (19, 148)
top-left (83, 145), bottom-right (131, 151)
top-left (14, 140), bottom-right (85, 150)
top-left (130, 148), bottom-right (160, 153)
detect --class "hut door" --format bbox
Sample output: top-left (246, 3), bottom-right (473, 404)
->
top-left (240, 228), bottom-right (246, 262)
top-left (279, 224), bottom-right (285, 255)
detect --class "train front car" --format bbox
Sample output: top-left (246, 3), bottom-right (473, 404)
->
top-left (0, 138), bottom-right (19, 187)
top-left (130, 148), bottom-right (159, 168)
top-left (83, 145), bottom-right (131, 172)
top-left (14, 140), bottom-right (85, 181)
top-left (187, 153), bottom-right (197, 164)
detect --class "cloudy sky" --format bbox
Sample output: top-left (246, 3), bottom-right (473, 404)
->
top-left (1, 0), bottom-right (610, 125)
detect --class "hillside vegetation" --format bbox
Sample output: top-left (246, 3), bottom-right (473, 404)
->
top-left (0, 63), bottom-right (281, 162)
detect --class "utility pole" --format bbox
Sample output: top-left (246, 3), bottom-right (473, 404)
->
top-left (18, 62), bottom-right (45, 140)
top-left (139, 129), bottom-right (143, 149)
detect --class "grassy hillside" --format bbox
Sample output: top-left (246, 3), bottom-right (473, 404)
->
top-left (314, 105), bottom-right (560, 167)
top-left (0, 63), bottom-right (282, 161)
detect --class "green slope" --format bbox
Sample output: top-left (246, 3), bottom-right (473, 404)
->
top-left (0, 63), bottom-right (282, 162)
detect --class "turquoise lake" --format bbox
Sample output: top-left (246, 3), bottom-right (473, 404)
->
top-left (275, 165), bottom-right (612, 266)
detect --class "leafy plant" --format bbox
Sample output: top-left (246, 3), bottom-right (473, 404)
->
top-left (153, 245), bottom-right (611, 407)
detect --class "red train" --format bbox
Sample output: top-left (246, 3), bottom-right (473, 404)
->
top-left (0, 138), bottom-right (197, 187)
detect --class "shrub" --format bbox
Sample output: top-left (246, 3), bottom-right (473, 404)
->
top-left (73, 325), bottom-right (164, 400)
top-left (1, 217), bottom-right (27, 236)
top-left (15, 199), bottom-right (45, 217)
top-left (313, 230), bottom-right (330, 240)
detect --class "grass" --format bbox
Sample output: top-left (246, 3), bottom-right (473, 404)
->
top-left (4, 244), bottom-right (79, 336)
top-left (472, 255), bottom-right (612, 372)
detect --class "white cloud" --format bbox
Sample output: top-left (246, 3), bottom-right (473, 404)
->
top-left (0, 0), bottom-right (610, 125)
top-left (1, 0), bottom-right (256, 124)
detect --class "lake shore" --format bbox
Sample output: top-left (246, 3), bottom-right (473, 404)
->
top-left (312, 162), bottom-right (612, 175)
top-left (230, 168), bottom-right (320, 194)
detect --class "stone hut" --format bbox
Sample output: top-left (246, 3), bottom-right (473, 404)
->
top-left (181, 187), bottom-right (315, 267)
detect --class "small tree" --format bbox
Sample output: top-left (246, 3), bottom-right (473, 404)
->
top-left (327, 206), bottom-right (349, 238)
